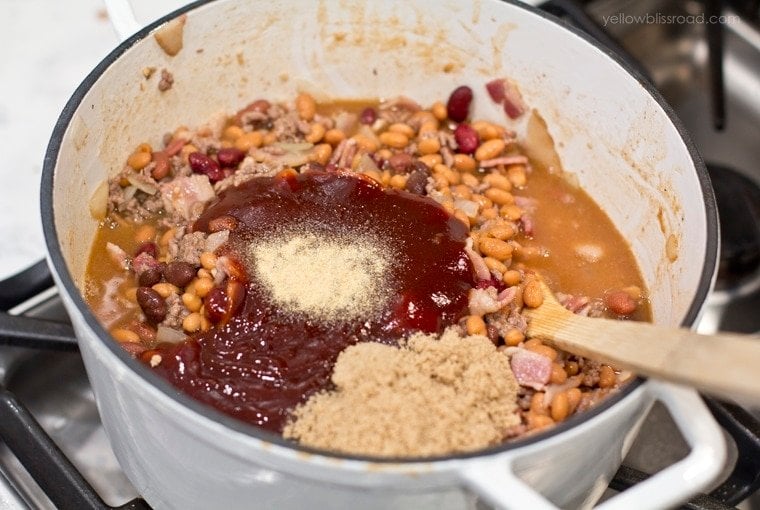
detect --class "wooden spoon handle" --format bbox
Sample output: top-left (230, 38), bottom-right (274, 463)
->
top-left (529, 312), bottom-right (760, 402)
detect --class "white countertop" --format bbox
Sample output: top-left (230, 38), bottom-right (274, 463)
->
top-left (0, 0), bottom-right (185, 281)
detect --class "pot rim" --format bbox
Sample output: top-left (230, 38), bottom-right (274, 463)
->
top-left (40, 0), bottom-right (718, 465)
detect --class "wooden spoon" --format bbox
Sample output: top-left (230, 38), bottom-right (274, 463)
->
top-left (524, 278), bottom-right (760, 403)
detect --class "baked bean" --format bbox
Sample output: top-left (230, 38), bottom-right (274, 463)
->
top-left (566, 388), bottom-right (582, 413)
top-left (550, 391), bottom-right (570, 421)
top-left (565, 361), bottom-right (579, 376)
top-left (152, 282), bottom-right (180, 298)
top-left (484, 188), bottom-right (514, 206)
top-left (599, 365), bottom-right (617, 388)
top-left (194, 277), bottom-right (214, 298)
top-left (310, 143), bottom-right (332, 165)
top-left (528, 413), bottom-right (555, 430)
top-left (197, 268), bottom-right (212, 280)
top-left (452, 153), bottom-right (477, 172)
top-left (465, 315), bottom-right (487, 336)
top-left (417, 137), bottom-right (441, 155)
top-left (137, 287), bottom-right (167, 323)
top-left (305, 123), bottom-right (325, 144)
top-left (431, 101), bottom-right (447, 120)
top-left (112, 328), bottom-right (140, 343)
top-left (452, 184), bottom-right (472, 200)
top-left (504, 328), bottom-right (524, 346)
top-left (352, 134), bottom-right (378, 153)
top-left (550, 362), bottom-right (568, 384)
top-left (379, 131), bottom-right (409, 149)
top-left (183, 312), bottom-right (202, 333)
top-left (483, 257), bottom-right (507, 274)
top-left (262, 131), bottom-right (278, 146)
top-left (127, 151), bottom-right (152, 170)
top-left (507, 164), bottom-right (527, 188)
top-left (471, 194), bottom-right (493, 209)
top-left (200, 252), bottom-right (218, 270)
top-left (530, 392), bottom-right (546, 414)
top-left (418, 154), bottom-right (443, 168)
top-left (295, 93), bottom-right (316, 121)
top-left (500, 204), bottom-right (523, 221)
top-left (181, 292), bottom-right (202, 312)
top-left (483, 172), bottom-right (512, 191)
top-left (389, 174), bottom-right (408, 189)
top-left (523, 280), bottom-right (544, 308)
top-left (460, 173), bottom-right (478, 188)
top-left (453, 209), bottom-right (470, 226)
top-left (526, 343), bottom-right (557, 361)
top-left (134, 225), bottom-right (156, 244)
top-left (503, 269), bottom-right (521, 286)
top-left (323, 128), bottom-right (345, 146)
top-left (418, 121), bottom-right (439, 136)
top-left (164, 261), bottom-right (196, 288)
top-left (489, 223), bottom-right (515, 240)
top-left (475, 139), bottom-right (506, 161)
top-left (479, 237), bottom-right (513, 261)
top-left (388, 123), bottom-right (415, 138)
top-left (234, 131), bottom-right (263, 152)
top-left (222, 125), bottom-right (244, 141)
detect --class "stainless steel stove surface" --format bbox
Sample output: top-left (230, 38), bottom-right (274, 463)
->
top-left (1, 0), bottom-right (759, 509)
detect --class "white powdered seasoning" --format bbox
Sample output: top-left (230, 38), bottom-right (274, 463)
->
top-left (250, 232), bottom-right (390, 320)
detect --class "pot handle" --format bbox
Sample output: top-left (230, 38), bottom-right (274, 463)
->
top-left (458, 382), bottom-right (726, 510)
top-left (103, 0), bottom-right (143, 42)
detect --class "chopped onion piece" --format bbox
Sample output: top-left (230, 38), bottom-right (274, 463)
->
top-left (126, 174), bottom-right (158, 195)
top-left (156, 325), bottom-right (187, 344)
top-left (89, 180), bottom-right (108, 220)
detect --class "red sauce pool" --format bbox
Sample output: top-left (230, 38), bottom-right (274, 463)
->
top-left (148, 171), bottom-right (474, 432)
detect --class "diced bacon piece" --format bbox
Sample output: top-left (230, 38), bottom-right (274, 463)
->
top-left (160, 174), bottom-right (216, 221)
top-left (464, 239), bottom-right (491, 281)
top-left (479, 155), bottom-right (529, 168)
top-left (510, 348), bottom-right (552, 390)
top-left (503, 80), bottom-right (527, 119)
top-left (497, 286), bottom-right (517, 305)
top-left (520, 215), bottom-right (535, 237)
top-left (485, 79), bottom-right (506, 103)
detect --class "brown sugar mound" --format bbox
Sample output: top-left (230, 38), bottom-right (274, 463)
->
top-left (283, 329), bottom-right (521, 457)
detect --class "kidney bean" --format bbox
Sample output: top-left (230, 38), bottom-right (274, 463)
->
top-left (360, 107), bottom-right (377, 125)
top-left (136, 287), bottom-right (167, 323)
top-left (164, 261), bottom-right (196, 288)
top-left (188, 152), bottom-right (224, 183)
top-left (454, 123), bottom-right (479, 154)
top-left (446, 85), bottom-right (473, 123)
top-left (134, 242), bottom-right (157, 259)
top-left (388, 152), bottom-right (413, 173)
top-left (217, 147), bottom-right (245, 168)
top-left (405, 164), bottom-right (431, 195)
top-left (138, 264), bottom-right (163, 287)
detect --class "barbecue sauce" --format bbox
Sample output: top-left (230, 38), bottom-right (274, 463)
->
top-left (148, 171), bottom-right (475, 432)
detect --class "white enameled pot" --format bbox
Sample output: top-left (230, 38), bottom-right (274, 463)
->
top-left (42, 1), bottom-right (724, 508)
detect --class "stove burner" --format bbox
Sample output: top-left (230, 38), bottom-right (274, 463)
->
top-left (708, 163), bottom-right (760, 291)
